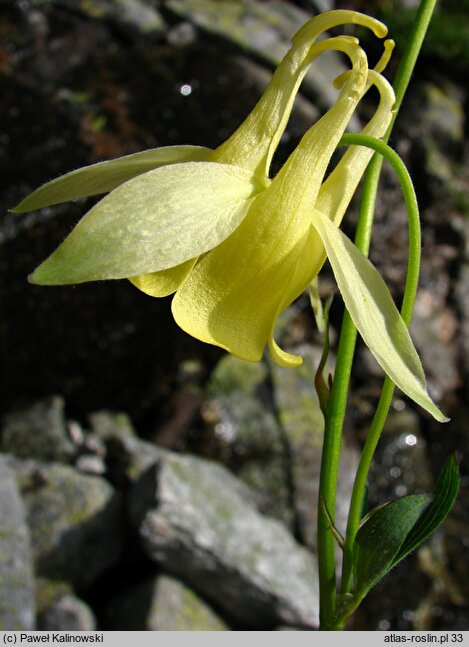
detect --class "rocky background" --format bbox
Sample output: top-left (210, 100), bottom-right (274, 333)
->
top-left (1, 0), bottom-right (468, 632)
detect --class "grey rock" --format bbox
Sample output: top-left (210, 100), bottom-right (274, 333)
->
top-left (111, 0), bottom-right (166, 35)
top-left (271, 343), bottom-right (359, 551)
top-left (404, 81), bottom-right (465, 201)
top-left (303, 0), bottom-right (335, 12)
top-left (58, 0), bottom-right (166, 36)
top-left (107, 574), bottom-right (229, 630)
top-left (1, 396), bottom-right (75, 463)
top-left (36, 580), bottom-right (96, 631)
top-left (128, 451), bottom-right (319, 628)
top-left (411, 288), bottom-right (460, 401)
top-left (13, 459), bottom-right (122, 590)
top-left (165, 0), bottom-right (353, 112)
top-left (151, 575), bottom-right (229, 630)
top-left (202, 354), bottom-right (293, 527)
top-left (208, 352), bottom-right (269, 397)
top-left (167, 21), bottom-right (198, 47)
top-left (0, 455), bottom-right (36, 630)
top-left (88, 411), bottom-right (159, 485)
top-left (104, 432), bottom-right (167, 486)
top-left (107, 432), bottom-right (257, 509)
top-left (370, 407), bottom-right (433, 501)
top-left (40, 595), bottom-right (96, 631)
top-left (418, 82), bottom-right (464, 150)
top-left (75, 454), bottom-right (106, 476)
top-left (455, 264), bottom-right (469, 381)
top-left (88, 410), bottom-right (136, 442)
top-left (234, 55), bottom-right (320, 145)
top-left (396, 0), bottom-right (420, 7)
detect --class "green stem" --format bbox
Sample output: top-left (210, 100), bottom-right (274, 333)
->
top-left (317, 2), bottom-right (437, 627)
top-left (317, 312), bottom-right (356, 628)
top-left (337, 135), bottom-right (421, 597)
top-left (338, 0), bottom-right (438, 599)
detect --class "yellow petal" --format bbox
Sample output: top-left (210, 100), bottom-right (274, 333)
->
top-left (13, 146), bottom-right (213, 212)
top-left (267, 36), bottom-right (368, 222)
top-left (214, 10), bottom-right (388, 178)
top-left (312, 208), bottom-right (448, 422)
top-left (316, 69), bottom-right (396, 227)
top-left (268, 336), bottom-right (303, 368)
top-left (173, 38), bottom-right (367, 364)
top-left (268, 228), bottom-right (325, 367)
top-left (30, 161), bottom-right (259, 285)
top-left (172, 218), bottom-right (316, 362)
top-left (129, 257), bottom-right (198, 298)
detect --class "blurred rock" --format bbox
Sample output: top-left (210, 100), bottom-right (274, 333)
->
top-left (200, 354), bottom-right (293, 527)
top-left (271, 343), bottom-right (359, 549)
top-left (369, 407), bottom-right (433, 500)
top-left (0, 455), bottom-right (36, 630)
top-left (57, 0), bottom-right (166, 37)
top-left (355, 408), bottom-right (436, 629)
top-left (88, 410), bottom-right (136, 442)
top-left (455, 264), bottom-right (469, 382)
top-left (411, 288), bottom-right (460, 401)
top-left (165, 0), bottom-right (353, 112)
top-left (107, 574), bottom-right (229, 630)
top-left (36, 579), bottom-right (96, 631)
top-left (75, 454), bottom-right (106, 476)
top-left (1, 396), bottom-right (75, 463)
top-left (13, 459), bottom-right (122, 590)
top-left (103, 432), bottom-right (166, 487)
top-left (404, 80), bottom-right (465, 202)
top-left (128, 451), bottom-right (319, 628)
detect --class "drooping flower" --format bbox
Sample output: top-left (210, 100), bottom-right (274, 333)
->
top-left (12, 11), bottom-right (446, 421)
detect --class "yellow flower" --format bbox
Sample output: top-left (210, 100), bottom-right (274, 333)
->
top-left (12, 11), bottom-right (446, 421)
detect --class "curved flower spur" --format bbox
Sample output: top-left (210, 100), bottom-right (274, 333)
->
top-left (13, 10), bottom-right (446, 422)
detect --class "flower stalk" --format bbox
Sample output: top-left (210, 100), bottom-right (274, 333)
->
top-left (316, 0), bottom-right (440, 629)
top-left (11, 4), bottom-right (450, 631)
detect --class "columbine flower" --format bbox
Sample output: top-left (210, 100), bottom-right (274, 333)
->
top-left (13, 11), bottom-right (446, 421)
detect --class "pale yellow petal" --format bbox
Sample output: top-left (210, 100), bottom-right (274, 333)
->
top-left (268, 336), bottom-right (303, 368)
top-left (316, 69), bottom-right (396, 226)
top-left (13, 146), bottom-right (213, 212)
top-left (173, 38), bottom-right (368, 364)
top-left (31, 162), bottom-right (259, 285)
top-left (172, 220), bottom-right (314, 362)
top-left (129, 257), bottom-right (198, 297)
top-left (312, 208), bottom-right (448, 422)
top-left (266, 37), bottom-right (368, 223)
top-left (214, 11), bottom-right (388, 177)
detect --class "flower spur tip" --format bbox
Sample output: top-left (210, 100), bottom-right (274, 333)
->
top-left (269, 336), bottom-right (303, 368)
top-left (375, 39), bottom-right (396, 74)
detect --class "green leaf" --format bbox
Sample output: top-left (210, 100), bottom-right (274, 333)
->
top-left (312, 209), bottom-right (449, 423)
top-left (392, 455), bottom-right (460, 566)
top-left (353, 494), bottom-right (430, 598)
top-left (12, 145), bottom-right (213, 212)
top-left (337, 458), bottom-right (459, 627)
top-left (30, 161), bottom-right (260, 285)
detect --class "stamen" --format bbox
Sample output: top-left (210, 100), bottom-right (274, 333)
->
top-left (375, 39), bottom-right (395, 74)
